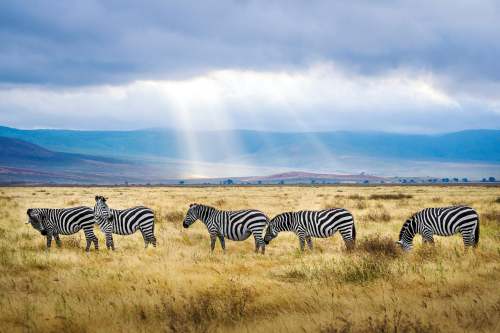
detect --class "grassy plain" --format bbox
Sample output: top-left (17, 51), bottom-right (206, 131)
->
top-left (0, 185), bottom-right (499, 332)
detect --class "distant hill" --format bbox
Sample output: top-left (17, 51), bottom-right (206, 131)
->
top-left (0, 136), bottom-right (150, 184)
top-left (0, 125), bottom-right (499, 181)
top-left (0, 126), bottom-right (498, 163)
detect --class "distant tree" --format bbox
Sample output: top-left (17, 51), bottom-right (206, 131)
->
top-left (179, 180), bottom-right (185, 185)
top-left (279, 180), bottom-right (285, 185)
top-left (462, 178), bottom-right (468, 182)
top-left (124, 181), bottom-right (129, 186)
top-left (363, 180), bottom-right (369, 184)
top-left (257, 180), bottom-right (262, 185)
top-left (453, 178), bottom-right (459, 182)
top-left (223, 179), bottom-right (234, 185)
top-left (489, 177), bottom-right (496, 182)
top-left (482, 178), bottom-right (487, 182)
top-left (441, 178), bottom-right (449, 183)
top-left (401, 179), bottom-right (407, 183)
top-left (311, 180), bottom-right (316, 184)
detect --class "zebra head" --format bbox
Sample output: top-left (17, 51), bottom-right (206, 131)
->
top-left (94, 195), bottom-right (113, 226)
top-left (183, 203), bottom-right (199, 228)
top-left (264, 215), bottom-right (280, 244)
top-left (396, 218), bottom-right (414, 251)
top-left (26, 208), bottom-right (47, 235)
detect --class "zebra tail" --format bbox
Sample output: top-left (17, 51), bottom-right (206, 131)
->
top-left (473, 218), bottom-right (480, 247)
top-left (352, 220), bottom-right (356, 242)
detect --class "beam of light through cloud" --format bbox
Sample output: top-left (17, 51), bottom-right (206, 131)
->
top-left (2, 62), bottom-right (498, 134)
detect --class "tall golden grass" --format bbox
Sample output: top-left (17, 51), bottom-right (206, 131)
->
top-left (0, 185), bottom-right (499, 332)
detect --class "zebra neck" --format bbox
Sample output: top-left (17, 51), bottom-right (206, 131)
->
top-left (197, 205), bottom-right (217, 224)
top-left (401, 220), bottom-right (418, 242)
top-left (277, 215), bottom-right (293, 231)
top-left (39, 208), bottom-right (58, 229)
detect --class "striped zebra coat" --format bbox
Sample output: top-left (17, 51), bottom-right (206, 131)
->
top-left (182, 203), bottom-right (269, 253)
top-left (397, 205), bottom-right (479, 251)
top-left (26, 207), bottom-right (98, 251)
top-left (94, 196), bottom-right (156, 250)
top-left (264, 208), bottom-right (356, 251)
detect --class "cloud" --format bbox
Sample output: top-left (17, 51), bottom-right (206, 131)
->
top-left (1, 1), bottom-right (499, 132)
top-left (1, 63), bottom-right (498, 132)
top-left (1, 0), bottom-right (499, 89)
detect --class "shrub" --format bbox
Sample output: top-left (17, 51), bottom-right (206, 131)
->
top-left (369, 193), bottom-right (413, 200)
top-left (347, 194), bottom-right (365, 200)
top-left (276, 256), bottom-right (391, 284)
top-left (481, 210), bottom-right (499, 225)
top-left (359, 234), bottom-right (400, 258)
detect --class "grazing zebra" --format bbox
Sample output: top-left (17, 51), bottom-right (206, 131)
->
top-left (264, 208), bottom-right (356, 251)
top-left (182, 203), bottom-right (269, 253)
top-left (93, 196), bottom-right (157, 250)
top-left (397, 205), bottom-right (479, 251)
top-left (26, 207), bottom-right (98, 251)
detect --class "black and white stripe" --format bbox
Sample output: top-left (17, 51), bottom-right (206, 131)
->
top-left (26, 207), bottom-right (98, 251)
top-left (182, 203), bottom-right (269, 253)
top-left (94, 196), bottom-right (156, 250)
top-left (264, 208), bottom-right (356, 251)
top-left (397, 205), bottom-right (480, 251)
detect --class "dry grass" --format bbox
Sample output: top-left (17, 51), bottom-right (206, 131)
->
top-left (0, 185), bottom-right (499, 332)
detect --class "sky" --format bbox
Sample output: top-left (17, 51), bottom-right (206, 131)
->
top-left (1, 0), bottom-right (500, 133)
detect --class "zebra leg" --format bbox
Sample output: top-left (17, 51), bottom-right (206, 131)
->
top-left (139, 224), bottom-right (156, 248)
top-left (105, 232), bottom-right (115, 250)
top-left (54, 234), bottom-right (62, 248)
top-left (422, 228), bottom-right (434, 246)
top-left (298, 236), bottom-right (305, 252)
top-left (210, 234), bottom-right (217, 252)
top-left (339, 228), bottom-right (355, 250)
top-left (46, 234), bottom-right (52, 249)
top-left (217, 234), bottom-right (226, 252)
top-left (422, 235), bottom-right (435, 246)
top-left (306, 236), bottom-right (313, 250)
top-left (461, 228), bottom-right (475, 249)
top-left (254, 237), bottom-right (260, 253)
top-left (150, 234), bottom-right (157, 247)
top-left (252, 234), bottom-right (266, 254)
top-left (83, 226), bottom-right (98, 251)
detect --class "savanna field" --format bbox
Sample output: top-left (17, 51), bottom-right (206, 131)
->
top-left (0, 185), bottom-right (499, 333)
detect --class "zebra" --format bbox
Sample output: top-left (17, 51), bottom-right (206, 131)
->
top-left (93, 196), bottom-right (156, 250)
top-left (26, 207), bottom-right (98, 251)
top-left (182, 203), bottom-right (269, 253)
top-left (264, 208), bottom-right (356, 251)
top-left (397, 205), bottom-right (480, 251)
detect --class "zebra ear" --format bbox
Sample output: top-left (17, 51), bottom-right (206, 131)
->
top-left (95, 196), bottom-right (99, 202)
top-left (27, 208), bottom-right (32, 215)
top-left (189, 203), bottom-right (195, 208)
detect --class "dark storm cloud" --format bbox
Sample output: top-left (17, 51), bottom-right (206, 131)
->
top-left (1, 0), bottom-right (499, 86)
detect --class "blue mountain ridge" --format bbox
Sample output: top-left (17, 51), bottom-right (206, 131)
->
top-left (0, 126), bottom-right (498, 163)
